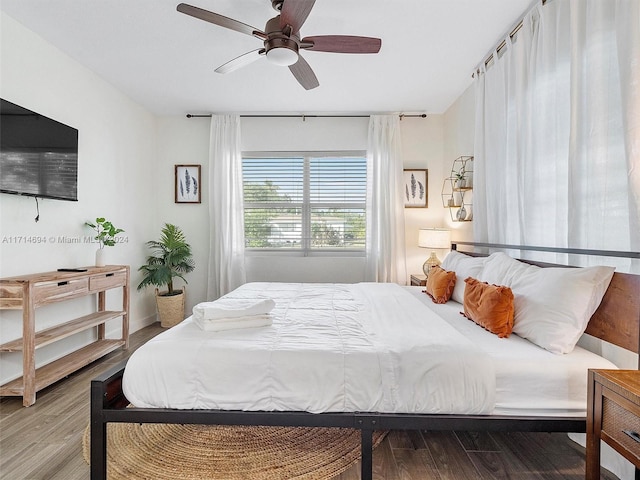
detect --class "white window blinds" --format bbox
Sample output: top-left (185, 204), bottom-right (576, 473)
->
top-left (242, 152), bottom-right (366, 254)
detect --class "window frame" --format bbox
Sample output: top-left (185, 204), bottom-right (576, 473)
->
top-left (242, 150), bottom-right (367, 257)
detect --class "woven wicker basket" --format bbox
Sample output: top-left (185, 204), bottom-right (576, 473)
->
top-left (155, 287), bottom-right (186, 328)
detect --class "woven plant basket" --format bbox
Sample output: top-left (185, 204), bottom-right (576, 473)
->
top-left (155, 287), bottom-right (185, 328)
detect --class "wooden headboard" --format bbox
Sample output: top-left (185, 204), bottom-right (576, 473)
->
top-left (451, 241), bottom-right (640, 355)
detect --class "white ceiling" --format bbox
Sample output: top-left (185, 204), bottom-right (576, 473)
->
top-left (0, 0), bottom-right (533, 116)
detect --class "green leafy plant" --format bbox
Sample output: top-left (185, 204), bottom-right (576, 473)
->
top-left (137, 223), bottom-right (195, 296)
top-left (454, 169), bottom-right (467, 189)
top-left (85, 217), bottom-right (125, 249)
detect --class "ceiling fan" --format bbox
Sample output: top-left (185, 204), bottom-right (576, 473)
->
top-left (176, 0), bottom-right (382, 90)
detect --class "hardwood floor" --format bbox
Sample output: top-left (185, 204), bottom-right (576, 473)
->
top-left (0, 323), bottom-right (619, 480)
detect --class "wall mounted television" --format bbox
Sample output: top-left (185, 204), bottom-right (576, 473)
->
top-left (0, 98), bottom-right (78, 201)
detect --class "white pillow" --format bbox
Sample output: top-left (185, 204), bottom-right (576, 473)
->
top-left (440, 250), bottom-right (486, 304)
top-left (478, 252), bottom-right (530, 286)
top-left (479, 252), bottom-right (615, 354)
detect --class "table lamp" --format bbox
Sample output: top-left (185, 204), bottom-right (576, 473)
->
top-left (418, 228), bottom-right (451, 277)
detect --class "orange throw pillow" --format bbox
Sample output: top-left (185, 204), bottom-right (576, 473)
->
top-left (463, 277), bottom-right (514, 338)
top-left (425, 266), bottom-right (456, 304)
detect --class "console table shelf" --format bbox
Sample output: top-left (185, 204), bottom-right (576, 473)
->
top-left (0, 265), bottom-right (130, 406)
top-left (0, 310), bottom-right (126, 352)
top-left (0, 339), bottom-right (125, 397)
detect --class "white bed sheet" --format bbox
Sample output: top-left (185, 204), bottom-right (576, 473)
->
top-left (123, 282), bottom-right (496, 414)
top-left (123, 282), bottom-right (617, 417)
top-left (406, 286), bottom-right (618, 417)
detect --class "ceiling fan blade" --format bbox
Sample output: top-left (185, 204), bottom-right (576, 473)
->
top-left (215, 49), bottom-right (265, 74)
top-left (289, 55), bottom-right (319, 90)
top-left (301, 35), bottom-right (382, 54)
top-left (280, 0), bottom-right (316, 33)
top-left (177, 3), bottom-right (267, 39)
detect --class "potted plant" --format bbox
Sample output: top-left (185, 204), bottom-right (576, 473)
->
top-left (137, 223), bottom-right (195, 327)
top-left (452, 169), bottom-right (467, 207)
top-left (454, 170), bottom-right (466, 189)
top-left (85, 217), bottom-right (125, 267)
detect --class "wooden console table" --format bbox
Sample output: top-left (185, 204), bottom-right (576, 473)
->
top-left (0, 266), bottom-right (129, 406)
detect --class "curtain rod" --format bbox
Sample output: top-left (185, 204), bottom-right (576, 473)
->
top-left (473, 0), bottom-right (548, 77)
top-left (186, 113), bottom-right (427, 119)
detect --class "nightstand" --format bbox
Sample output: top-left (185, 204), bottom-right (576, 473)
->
top-left (587, 369), bottom-right (640, 480)
top-left (410, 274), bottom-right (427, 286)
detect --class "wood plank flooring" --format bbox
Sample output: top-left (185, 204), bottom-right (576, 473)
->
top-left (0, 323), bottom-right (619, 479)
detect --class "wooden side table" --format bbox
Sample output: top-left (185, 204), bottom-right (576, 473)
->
top-left (410, 274), bottom-right (427, 286)
top-left (587, 369), bottom-right (640, 479)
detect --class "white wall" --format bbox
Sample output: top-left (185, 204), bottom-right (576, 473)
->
top-left (401, 116), bottom-right (448, 277)
top-left (0, 12), bottom-right (159, 384)
top-left (154, 116), bottom-right (211, 313)
top-left (442, 84), bottom-right (476, 243)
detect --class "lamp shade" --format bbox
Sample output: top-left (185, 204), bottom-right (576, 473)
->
top-left (418, 228), bottom-right (451, 249)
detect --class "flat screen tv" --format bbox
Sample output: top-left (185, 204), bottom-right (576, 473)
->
top-left (0, 98), bottom-right (78, 201)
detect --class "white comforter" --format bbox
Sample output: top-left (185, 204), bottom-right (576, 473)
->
top-left (123, 282), bottom-right (496, 414)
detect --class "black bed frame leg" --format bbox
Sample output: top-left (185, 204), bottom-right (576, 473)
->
top-left (360, 428), bottom-right (373, 480)
top-left (90, 379), bottom-right (107, 480)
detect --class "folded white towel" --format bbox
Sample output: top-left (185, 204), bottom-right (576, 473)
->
top-left (193, 314), bottom-right (273, 332)
top-left (193, 298), bottom-right (276, 321)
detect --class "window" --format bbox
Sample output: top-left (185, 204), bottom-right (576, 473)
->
top-left (242, 151), bottom-right (367, 255)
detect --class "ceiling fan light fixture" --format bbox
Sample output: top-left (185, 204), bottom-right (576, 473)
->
top-left (266, 46), bottom-right (298, 66)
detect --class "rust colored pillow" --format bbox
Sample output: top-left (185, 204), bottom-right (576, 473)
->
top-left (463, 277), bottom-right (514, 338)
top-left (425, 266), bottom-right (456, 304)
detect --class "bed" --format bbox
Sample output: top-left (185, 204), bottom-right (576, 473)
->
top-left (90, 242), bottom-right (640, 480)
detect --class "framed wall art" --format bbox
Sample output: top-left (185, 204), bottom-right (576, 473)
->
top-left (175, 164), bottom-right (201, 204)
top-left (403, 169), bottom-right (428, 208)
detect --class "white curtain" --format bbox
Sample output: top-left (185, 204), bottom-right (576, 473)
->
top-left (207, 115), bottom-right (246, 299)
top-left (365, 115), bottom-right (407, 283)
top-left (474, 0), bottom-right (639, 270)
top-left (474, 3), bottom-right (639, 477)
